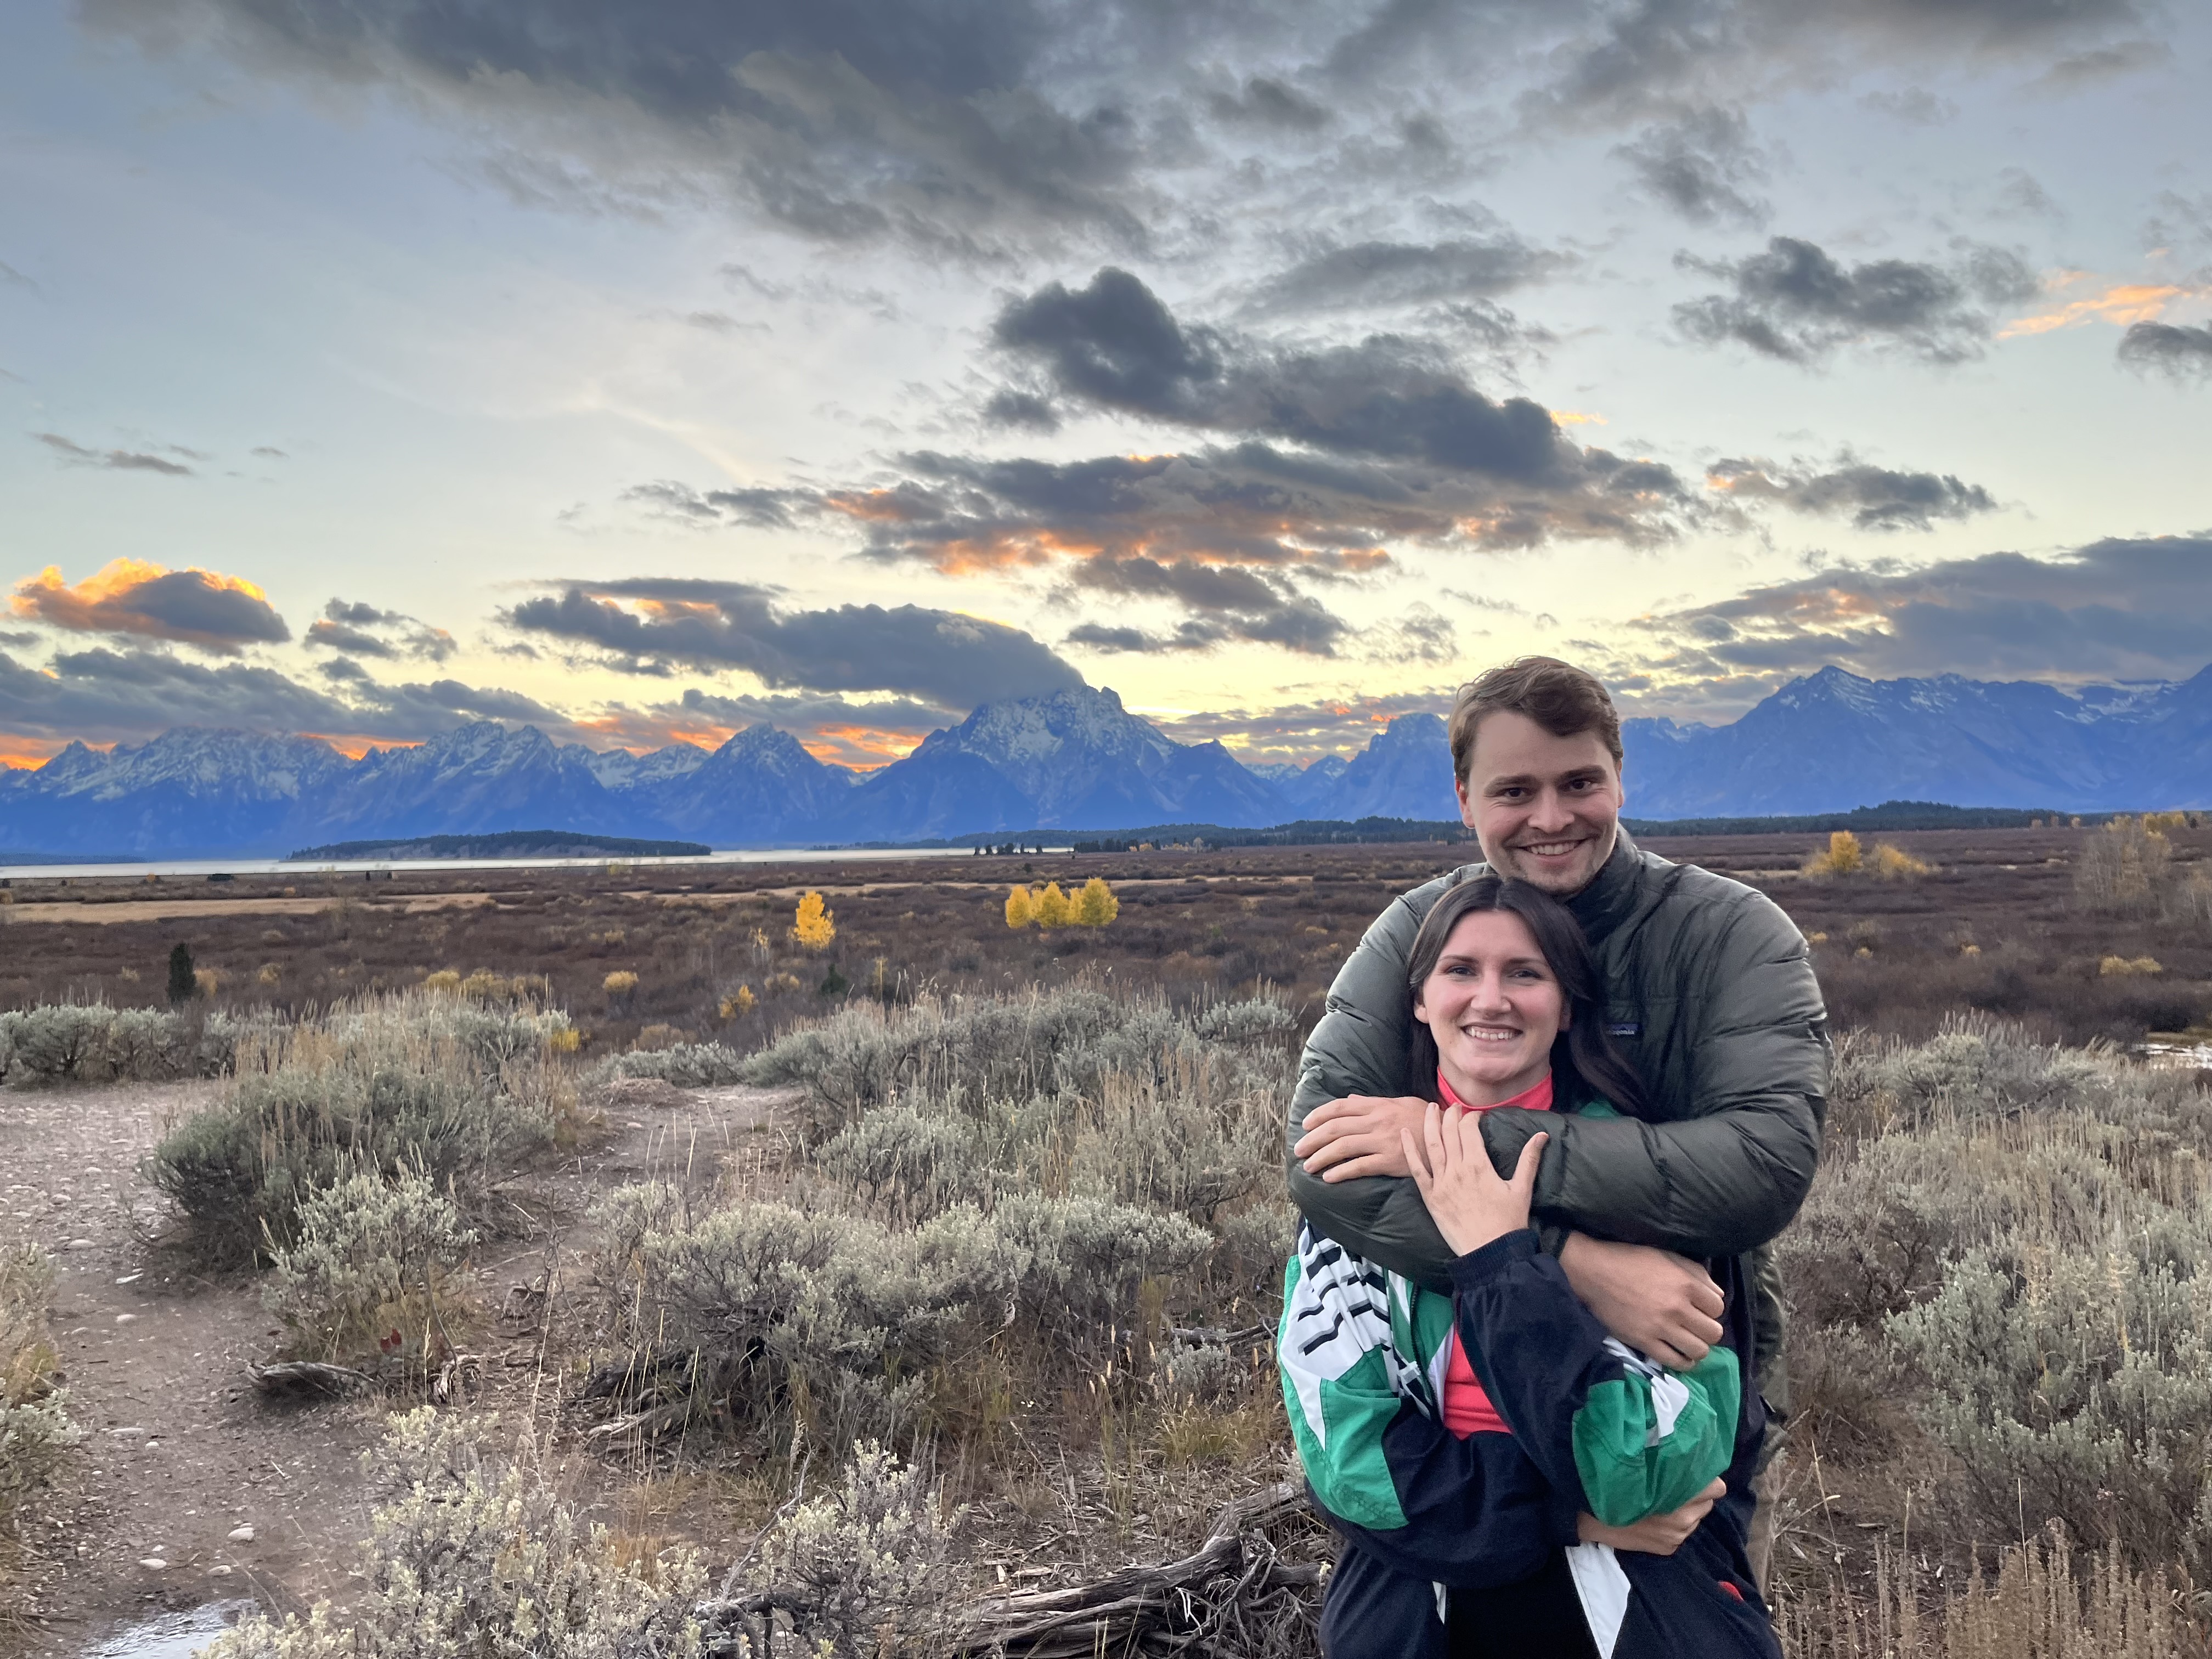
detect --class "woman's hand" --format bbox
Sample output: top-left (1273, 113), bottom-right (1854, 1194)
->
top-left (1575, 1479), bottom-right (1726, 1555)
top-left (1295, 1095), bottom-right (1432, 1181)
top-left (1401, 1103), bottom-right (1547, 1257)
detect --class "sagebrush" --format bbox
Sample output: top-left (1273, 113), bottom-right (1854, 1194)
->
top-left (146, 990), bottom-right (572, 1261)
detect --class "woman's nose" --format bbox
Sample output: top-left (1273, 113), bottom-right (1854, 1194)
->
top-left (1468, 970), bottom-right (1512, 1012)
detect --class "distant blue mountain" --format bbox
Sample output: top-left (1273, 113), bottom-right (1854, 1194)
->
top-left (1621, 664), bottom-right (2212, 817)
top-left (2, 664), bottom-right (2204, 857)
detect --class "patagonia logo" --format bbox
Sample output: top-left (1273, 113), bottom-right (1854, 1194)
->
top-left (1606, 1021), bottom-right (1642, 1038)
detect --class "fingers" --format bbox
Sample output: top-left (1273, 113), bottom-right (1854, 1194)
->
top-left (1688, 1278), bottom-right (1726, 1319)
top-left (1423, 1102), bottom-right (1448, 1175)
top-left (1321, 1152), bottom-right (1407, 1184)
top-left (1400, 1128), bottom-right (1433, 1192)
top-left (1508, 1130), bottom-right (1548, 1198)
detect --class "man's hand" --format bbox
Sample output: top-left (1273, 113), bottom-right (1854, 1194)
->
top-left (1294, 1095), bottom-right (1432, 1182)
top-left (1575, 1479), bottom-right (1725, 1555)
top-left (1558, 1234), bottom-right (1724, 1369)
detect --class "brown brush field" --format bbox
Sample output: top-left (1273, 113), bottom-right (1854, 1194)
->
top-left (4, 822), bottom-right (2208, 1053)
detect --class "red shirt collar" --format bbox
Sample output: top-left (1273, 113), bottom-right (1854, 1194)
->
top-left (1436, 1070), bottom-right (1554, 1113)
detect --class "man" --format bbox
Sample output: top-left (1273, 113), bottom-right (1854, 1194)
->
top-left (1288, 657), bottom-right (1827, 1537)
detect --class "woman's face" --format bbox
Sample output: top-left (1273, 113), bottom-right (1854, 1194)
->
top-left (1413, 908), bottom-right (1567, 1103)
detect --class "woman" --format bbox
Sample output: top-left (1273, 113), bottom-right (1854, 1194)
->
top-left (1278, 876), bottom-right (1778, 1659)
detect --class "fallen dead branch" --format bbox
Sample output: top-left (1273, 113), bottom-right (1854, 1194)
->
top-left (249, 1360), bottom-right (374, 1397)
top-left (696, 1480), bottom-right (1318, 1659)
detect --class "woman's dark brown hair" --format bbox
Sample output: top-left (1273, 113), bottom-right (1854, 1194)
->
top-left (1404, 874), bottom-right (1652, 1117)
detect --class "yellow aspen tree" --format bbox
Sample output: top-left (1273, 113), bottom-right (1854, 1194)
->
top-left (1032, 881), bottom-right (1073, 929)
top-left (1075, 876), bottom-right (1119, 927)
top-left (791, 890), bottom-right (836, 950)
top-left (1004, 884), bottom-right (1035, 929)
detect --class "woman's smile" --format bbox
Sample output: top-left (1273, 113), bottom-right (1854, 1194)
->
top-left (1414, 908), bottom-right (1566, 1105)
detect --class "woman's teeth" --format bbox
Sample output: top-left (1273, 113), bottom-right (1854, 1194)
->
top-left (1462, 1026), bottom-right (1520, 1042)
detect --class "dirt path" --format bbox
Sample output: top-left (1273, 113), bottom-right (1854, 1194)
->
top-left (0, 1076), bottom-right (793, 1654)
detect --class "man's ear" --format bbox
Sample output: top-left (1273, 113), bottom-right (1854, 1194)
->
top-left (1454, 772), bottom-right (1477, 830)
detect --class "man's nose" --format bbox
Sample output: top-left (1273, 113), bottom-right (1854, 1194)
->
top-left (1525, 788), bottom-right (1575, 831)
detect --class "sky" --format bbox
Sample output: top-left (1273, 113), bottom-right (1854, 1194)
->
top-left (2, 0), bottom-right (2208, 772)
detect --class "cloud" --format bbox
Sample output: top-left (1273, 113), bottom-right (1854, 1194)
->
top-left (1630, 534), bottom-right (2212, 690)
top-left (36, 432), bottom-right (194, 476)
top-left (2000, 278), bottom-right (2189, 338)
top-left (1674, 236), bottom-right (2039, 364)
top-left (80, 0), bottom-right (1197, 256)
top-left (0, 642), bottom-right (568, 747)
top-left (12, 559), bottom-right (290, 653)
top-left (990, 268), bottom-right (1681, 499)
top-left (503, 579), bottom-right (1087, 706)
top-left (303, 597), bottom-right (457, 663)
top-left (1613, 107), bottom-right (1769, 227)
top-left (1060, 555), bottom-right (1353, 656)
top-left (1206, 76), bottom-right (1331, 133)
top-left (1147, 689), bottom-right (1457, 766)
top-left (2117, 320), bottom-right (2212, 379)
top-left (251, 445), bottom-right (288, 459)
top-left (582, 686), bottom-right (954, 767)
top-left (1238, 236), bottom-right (1561, 316)
top-left (2030, 38), bottom-right (2170, 91)
top-left (0, 259), bottom-right (36, 291)
top-left (1706, 456), bottom-right (1999, 531)
top-left (622, 479), bottom-right (805, 528)
top-left (1858, 87), bottom-right (1956, 125)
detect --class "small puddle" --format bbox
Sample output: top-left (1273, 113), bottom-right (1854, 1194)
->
top-left (82, 1600), bottom-right (253, 1658)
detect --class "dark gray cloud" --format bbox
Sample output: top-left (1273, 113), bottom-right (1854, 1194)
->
top-left (990, 268), bottom-right (1674, 498)
top-left (1674, 236), bottom-right (2038, 364)
top-left (2117, 321), bottom-right (2212, 380)
top-left (1633, 535), bottom-right (2212, 686)
top-left (1239, 236), bottom-right (1560, 316)
top-left (2030, 38), bottom-right (2170, 90)
top-left (503, 580), bottom-right (1087, 705)
top-left (622, 479), bottom-right (806, 528)
top-left (0, 644), bottom-right (568, 746)
top-left (1529, 0), bottom-right (2143, 125)
top-left (1206, 76), bottom-right (1331, 133)
top-left (1061, 555), bottom-right (1352, 656)
top-left (304, 597), bottom-right (457, 663)
top-left (251, 445), bottom-right (288, 459)
top-left (1613, 107), bottom-right (1768, 226)
top-left (10, 561), bottom-right (290, 653)
top-left (1708, 456), bottom-right (1999, 531)
top-left (36, 432), bottom-right (194, 476)
top-left (79, 0), bottom-right (1196, 255)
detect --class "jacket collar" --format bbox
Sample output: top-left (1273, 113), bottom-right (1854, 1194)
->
top-left (1566, 827), bottom-right (1645, 947)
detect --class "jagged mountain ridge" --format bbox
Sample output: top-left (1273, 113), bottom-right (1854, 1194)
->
top-left (2, 665), bottom-right (2206, 857)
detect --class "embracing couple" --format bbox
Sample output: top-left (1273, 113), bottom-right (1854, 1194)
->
top-left (1276, 657), bottom-right (1828, 1659)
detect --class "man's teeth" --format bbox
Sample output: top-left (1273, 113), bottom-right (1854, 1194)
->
top-left (1522, 840), bottom-right (1579, 855)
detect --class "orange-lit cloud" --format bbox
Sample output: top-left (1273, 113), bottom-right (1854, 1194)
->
top-left (801, 724), bottom-right (927, 770)
top-left (2000, 280), bottom-right (2192, 338)
top-left (12, 559), bottom-right (290, 652)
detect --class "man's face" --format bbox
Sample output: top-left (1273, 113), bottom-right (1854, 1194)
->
top-left (1455, 710), bottom-right (1624, 897)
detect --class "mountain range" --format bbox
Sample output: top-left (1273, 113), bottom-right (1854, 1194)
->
top-left (2, 667), bottom-right (2207, 859)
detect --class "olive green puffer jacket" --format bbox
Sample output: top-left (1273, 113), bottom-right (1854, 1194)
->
top-left (1285, 831), bottom-right (1829, 1410)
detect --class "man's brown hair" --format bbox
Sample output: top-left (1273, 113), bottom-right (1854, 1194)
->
top-left (1448, 656), bottom-right (1623, 786)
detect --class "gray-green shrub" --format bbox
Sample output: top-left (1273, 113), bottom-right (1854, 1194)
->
top-left (1782, 1019), bottom-right (2212, 1588)
top-left (0, 1002), bottom-right (268, 1085)
top-left (588, 983), bottom-right (1295, 1452)
top-left (264, 1167), bottom-right (477, 1362)
top-left (1, 1245), bottom-right (78, 1512)
top-left (200, 1409), bottom-right (706, 1659)
top-left (147, 991), bottom-right (566, 1262)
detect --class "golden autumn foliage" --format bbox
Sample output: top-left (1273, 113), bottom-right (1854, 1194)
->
top-left (1003, 884), bottom-right (1034, 929)
top-left (791, 890), bottom-right (836, 950)
top-left (1031, 882), bottom-right (1073, 929)
top-left (1075, 876), bottom-right (1119, 927)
